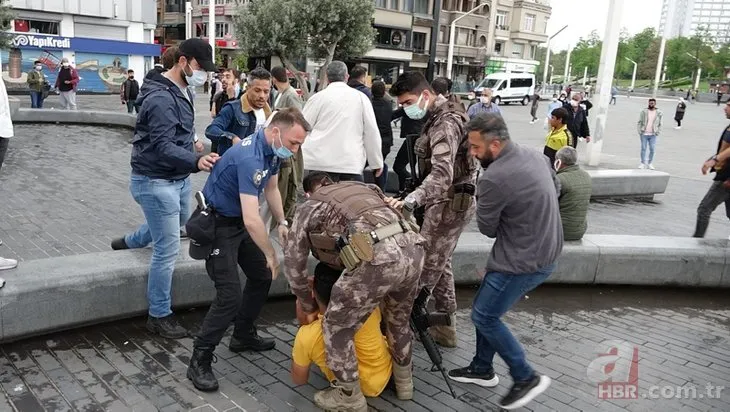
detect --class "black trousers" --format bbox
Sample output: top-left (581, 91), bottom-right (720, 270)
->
top-left (0, 137), bottom-right (8, 172)
top-left (393, 137), bottom-right (416, 191)
top-left (195, 218), bottom-right (272, 348)
top-left (693, 180), bottom-right (730, 238)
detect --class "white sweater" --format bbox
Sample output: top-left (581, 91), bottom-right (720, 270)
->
top-left (302, 82), bottom-right (382, 175)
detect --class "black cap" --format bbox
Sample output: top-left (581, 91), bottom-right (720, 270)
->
top-left (185, 208), bottom-right (216, 260)
top-left (178, 38), bottom-right (217, 72)
top-left (189, 237), bottom-right (213, 260)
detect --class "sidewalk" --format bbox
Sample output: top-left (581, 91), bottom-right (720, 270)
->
top-left (1, 286), bottom-right (728, 411)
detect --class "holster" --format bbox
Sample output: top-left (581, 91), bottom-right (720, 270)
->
top-left (448, 183), bottom-right (475, 212)
top-left (335, 220), bottom-right (412, 272)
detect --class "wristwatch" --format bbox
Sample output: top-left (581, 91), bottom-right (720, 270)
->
top-left (278, 219), bottom-right (289, 227)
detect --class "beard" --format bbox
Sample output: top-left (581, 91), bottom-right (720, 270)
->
top-left (479, 152), bottom-right (494, 169)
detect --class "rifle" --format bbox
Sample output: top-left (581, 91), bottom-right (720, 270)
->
top-left (400, 133), bottom-right (425, 227)
top-left (410, 287), bottom-right (457, 399)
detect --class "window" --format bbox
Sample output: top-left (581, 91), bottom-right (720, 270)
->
top-left (375, 26), bottom-right (410, 49)
top-left (524, 14), bottom-right (536, 32)
top-left (215, 0), bottom-right (225, 4)
top-left (495, 11), bottom-right (508, 30)
top-left (529, 45), bottom-right (536, 59)
top-left (510, 78), bottom-right (533, 88)
top-left (457, 27), bottom-right (468, 45)
top-left (478, 35), bottom-right (487, 47)
top-left (413, 32), bottom-right (427, 53)
top-left (402, 0), bottom-right (414, 12)
top-left (544, 17), bottom-right (549, 33)
top-left (389, 0), bottom-right (400, 10)
top-left (494, 42), bottom-right (503, 55)
top-left (440, 25), bottom-right (447, 43)
top-left (14, 19), bottom-right (59, 35)
top-left (375, 0), bottom-right (386, 7)
top-left (414, 0), bottom-right (429, 14)
top-left (166, 0), bottom-right (184, 12)
top-left (461, 0), bottom-right (470, 12)
top-left (512, 43), bottom-right (524, 57)
top-left (197, 22), bottom-right (229, 38)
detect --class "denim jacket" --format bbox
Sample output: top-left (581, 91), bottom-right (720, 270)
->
top-left (205, 92), bottom-right (272, 155)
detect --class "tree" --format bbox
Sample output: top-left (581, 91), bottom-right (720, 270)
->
top-left (234, 0), bottom-right (375, 100)
top-left (0, 0), bottom-right (14, 50)
top-left (570, 30), bottom-right (602, 82)
top-left (231, 52), bottom-right (249, 72)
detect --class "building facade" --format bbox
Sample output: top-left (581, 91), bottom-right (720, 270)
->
top-left (659, 0), bottom-right (730, 47)
top-left (5, 0), bottom-right (159, 93)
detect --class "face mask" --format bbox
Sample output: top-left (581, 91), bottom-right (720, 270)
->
top-left (570, 100), bottom-right (579, 107)
top-left (185, 64), bottom-right (207, 87)
top-left (272, 129), bottom-right (293, 159)
top-left (554, 160), bottom-right (561, 171)
top-left (480, 96), bottom-right (490, 104)
top-left (404, 94), bottom-right (428, 120)
top-left (234, 84), bottom-right (241, 97)
top-left (552, 97), bottom-right (557, 102)
top-left (35, 65), bottom-right (42, 71)
top-left (61, 63), bottom-right (69, 68)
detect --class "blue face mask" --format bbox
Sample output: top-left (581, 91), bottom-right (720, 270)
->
top-left (185, 64), bottom-right (207, 87)
top-left (404, 93), bottom-right (428, 120)
top-left (272, 129), bottom-right (293, 159)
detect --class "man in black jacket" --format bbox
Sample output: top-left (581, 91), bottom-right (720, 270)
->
top-left (347, 66), bottom-right (372, 98)
top-left (370, 80), bottom-right (393, 191)
top-left (120, 70), bottom-right (140, 114)
top-left (111, 39), bottom-right (219, 339)
top-left (562, 93), bottom-right (591, 147)
top-left (392, 108), bottom-right (426, 192)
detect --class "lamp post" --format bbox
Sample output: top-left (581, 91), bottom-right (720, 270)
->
top-left (563, 45), bottom-right (572, 83)
top-left (624, 57), bottom-right (637, 91)
top-left (653, 0), bottom-right (675, 97)
top-left (582, 66), bottom-right (588, 87)
top-left (208, 0), bottom-right (215, 65)
top-left (542, 25), bottom-right (568, 87)
top-left (686, 52), bottom-right (702, 92)
top-left (447, 3), bottom-right (489, 79)
top-left (185, 1), bottom-right (192, 39)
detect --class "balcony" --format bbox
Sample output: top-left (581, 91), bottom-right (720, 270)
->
top-left (495, 24), bottom-right (510, 39)
top-left (510, 27), bottom-right (547, 43)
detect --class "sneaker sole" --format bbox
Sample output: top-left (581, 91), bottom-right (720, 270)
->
top-left (146, 324), bottom-right (187, 339)
top-left (448, 374), bottom-right (499, 388)
top-left (500, 375), bottom-right (552, 410)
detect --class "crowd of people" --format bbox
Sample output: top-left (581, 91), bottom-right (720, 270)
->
top-left (3, 35), bottom-right (730, 411)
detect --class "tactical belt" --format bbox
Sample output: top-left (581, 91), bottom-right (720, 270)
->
top-left (336, 219), bottom-right (410, 272)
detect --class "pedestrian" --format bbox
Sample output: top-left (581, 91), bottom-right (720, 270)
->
top-left (674, 97), bottom-right (687, 129)
top-left (371, 80), bottom-right (393, 192)
top-left (562, 93), bottom-right (591, 147)
top-left (110, 39), bottom-right (219, 339)
top-left (543, 107), bottom-right (573, 164)
top-left (565, 84), bottom-right (572, 96)
top-left (554, 146), bottom-right (592, 241)
top-left (693, 100), bottom-right (730, 238)
top-left (717, 91), bottom-right (723, 106)
top-left (449, 112), bottom-right (561, 411)
top-left (206, 67), bottom-right (273, 156)
top-left (284, 173), bottom-right (425, 410)
top-left (54, 57), bottom-right (79, 110)
top-left (467, 88), bottom-right (502, 118)
top-left (579, 92), bottom-right (593, 117)
top-left (0, 74), bottom-right (17, 272)
top-left (388, 71), bottom-right (479, 347)
top-left (392, 101), bottom-right (427, 193)
top-left (302, 61), bottom-right (383, 182)
top-left (290, 262), bottom-right (393, 398)
top-left (120, 69), bottom-right (140, 114)
top-left (529, 90), bottom-right (540, 124)
top-left (271, 65), bottom-right (304, 223)
top-left (347, 66), bottom-right (372, 99)
top-left (210, 68), bottom-right (240, 120)
top-left (209, 73), bottom-right (221, 111)
top-left (26, 60), bottom-right (47, 109)
top-left (637, 98), bottom-right (663, 169)
top-left (432, 77), bottom-right (465, 112)
top-left (186, 108), bottom-right (310, 392)
top-left (610, 86), bottom-right (618, 105)
top-left (544, 94), bottom-right (562, 130)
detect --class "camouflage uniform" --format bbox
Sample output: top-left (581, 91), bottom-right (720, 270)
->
top-left (284, 182), bottom-right (425, 382)
top-left (407, 95), bottom-right (478, 314)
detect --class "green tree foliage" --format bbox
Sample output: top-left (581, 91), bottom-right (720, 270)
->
top-left (0, 0), bottom-right (15, 50)
top-left (234, 0), bottom-right (375, 99)
top-left (569, 30), bottom-right (602, 80)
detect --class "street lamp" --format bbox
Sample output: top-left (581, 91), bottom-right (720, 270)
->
top-left (624, 57), bottom-right (637, 91)
top-left (653, 0), bottom-right (675, 97)
top-left (446, 3), bottom-right (489, 79)
top-left (208, 0), bottom-right (215, 65)
top-left (185, 1), bottom-right (193, 39)
top-left (542, 25), bottom-right (568, 87)
top-left (685, 52), bottom-right (702, 92)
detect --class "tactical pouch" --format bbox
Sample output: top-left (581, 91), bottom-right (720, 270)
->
top-left (414, 135), bottom-right (432, 178)
top-left (336, 236), bottom-right (361, 272)
top-left (449, 183), bottom-right (475, 212)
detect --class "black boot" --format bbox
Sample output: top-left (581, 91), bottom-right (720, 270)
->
top-left (187, 346), bottom-right (219, 392)
top-left (229, 326), bottom-right (275, 352)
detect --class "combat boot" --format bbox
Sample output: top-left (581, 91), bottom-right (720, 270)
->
top-left (429, 313), bottom-right (457, 348)
top-left (313, 380), bottom-right (367, 412)
top-left (392, 361), bottom-right (414, 400)
top-left (187, 346), bottom-right (219, 392)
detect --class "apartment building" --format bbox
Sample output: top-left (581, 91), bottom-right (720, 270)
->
top-left (659, 0), bottom-right (730, 47)
top-left (5, 0), bottom-right (158, 93)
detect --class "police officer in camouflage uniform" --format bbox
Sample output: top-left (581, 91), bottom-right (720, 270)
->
top-left (387, 71), bottom-right (478, 347)
top-left (284, 172), bottom-right (425, 411)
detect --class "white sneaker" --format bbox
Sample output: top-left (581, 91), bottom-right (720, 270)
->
top-left (674, 126), bottom-right (682, 130)
top-left (529, 120), bottom-right (535, 124)
top-left (648, 164), bottom-right (656, 170)
top-left (0, 257), bottom-right (18, 271)
top-left (638, 163), bottom-right (646, 169)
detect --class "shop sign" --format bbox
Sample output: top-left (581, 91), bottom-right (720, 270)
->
top-left (12, 34), bottom-right (71, 49)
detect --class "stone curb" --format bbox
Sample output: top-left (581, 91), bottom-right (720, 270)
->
top-left (1, 234), bottom-right (728, 343)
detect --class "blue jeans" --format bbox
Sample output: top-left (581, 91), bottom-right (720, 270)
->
top-left (125, 173), bottom-right (192, 318)
top-left (640, 134), bottom-right (657, 165)
top-left (30, 91), bottom-right (43, 108)
top-left (470, 263), bottom-right (554, 382)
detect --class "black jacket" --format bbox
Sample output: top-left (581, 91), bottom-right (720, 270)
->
top-left (122, 78), bottom-right (140, 101)
top-left (392, 107), bottom-right (426, 139)
top-left (371, 97), bottom-right (393, 148)
top-left (130, 71), bottom-right (200, 180)
top-left (347, 80), bottom-right (372, 99)
top-left (562, 101), bottom-right (590, 145)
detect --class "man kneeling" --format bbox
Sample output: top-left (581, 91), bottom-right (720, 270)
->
top-left (291, 262), bottom-right (392, 397)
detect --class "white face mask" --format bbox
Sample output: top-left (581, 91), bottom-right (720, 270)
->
top-left (480, 96), bottom-right (490, 104)
top-left (570, 100), bottom-right (579, 107)
top-left (554, 160), bottom-right (561, 171)
top-left (61, 63), bottom-right (69, 68)
top-left (552, 97), bottom-right (558, 102)
top-left (35, 65), bottom-right (42, 71)
top-left (184, 64), bottom-right (207, 87)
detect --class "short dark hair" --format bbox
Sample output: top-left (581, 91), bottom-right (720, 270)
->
top-left (249, 67), bottom-right (271, 83)
top-left (371, 80), bottom-right (386, 98)
top-left (33, 60), bottom-right (42, 65)
top-left (269, 107), bottom-right (312, 133)
top-left (162, 46), bottom-right (179, 69)
top-left (127, 69), bottom-right (134, 74)
top-left (466, 113), bottom-right (511, 141)
top-left (649, 98), bottom-right (656, 102)
top-left (551, 107), bottom-right (570, 124)
top-left (431, 77), bottom-right (449, 95)
top-left (271, 66), bottom-right (287, 83)
top-left (350, 66), bottom-right (367, 80)
top-left (313, 263), bottom-right (342, 305)
top-left (389, 71), bottom-right (433, 97)
top-left (303, 172), bottom-right (332, 194)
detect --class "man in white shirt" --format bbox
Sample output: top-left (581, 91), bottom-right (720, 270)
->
top-left (302, 61), bottom-right (383, 182)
